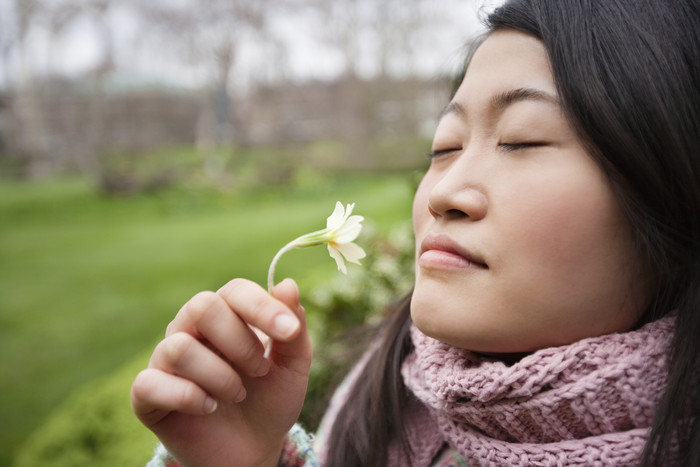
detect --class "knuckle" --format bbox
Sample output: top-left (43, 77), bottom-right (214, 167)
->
top-left (220, 278), bottom-right (248, 299)
top-left (186, 291), bottom-right (219, 321)
top-left (220, 278), bottom-right (277, 326)
top-left (131, 369), bottom-right (160, 406)
top-left (131, 369), bottom-right (153, 399)
top-left (161, 332), bottom-right (196, 366)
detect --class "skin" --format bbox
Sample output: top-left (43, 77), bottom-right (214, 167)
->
top-left (411, 29), bottom-right (647, 353)
top-left (131, 278), bottom-right (311, 467)
top-left (131, 29), bottom-right (649, 466)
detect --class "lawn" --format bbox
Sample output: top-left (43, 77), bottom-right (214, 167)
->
top-left (0, 172), bottom-right (416, 465)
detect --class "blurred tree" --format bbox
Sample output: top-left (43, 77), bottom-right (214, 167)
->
top-left (132, 0), bottom-right (284, 178)
top-left (0, 0), bottom-right (482, 184)
top-left (306, 0), bottom-right (460, 164)
top-left (13, 0), bottom-right (51, 178)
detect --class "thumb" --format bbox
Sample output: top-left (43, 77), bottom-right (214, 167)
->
top-left (269, 279), bottom-right (312, 371)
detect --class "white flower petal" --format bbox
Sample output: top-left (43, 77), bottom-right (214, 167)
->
top-left (327, 244), bottom-right (347, 273)
top-left (334, 214), bottom-right (363, 235)
top-left (326, 202), bottom-right (345, 229)
top-left (268, 201), bottom-right (364, 293)
top-left (336, 242), bottom-right (366, 264)
top-left (341, 215), bottom-right (364, 230)
top-left (334, 222), bottom-right (363, 244)
top-left (343, 203), bottom-right (355, 220)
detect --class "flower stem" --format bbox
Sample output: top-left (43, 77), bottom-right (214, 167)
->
top-left (267, 241), bottom-right (298, 292)
top-left (264, 240), bottom-right (298, 359)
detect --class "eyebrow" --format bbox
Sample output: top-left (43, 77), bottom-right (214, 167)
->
top-left (490, 87), bottom-right (559, 111)
top-left (438, 87), bottom-right (560, 120)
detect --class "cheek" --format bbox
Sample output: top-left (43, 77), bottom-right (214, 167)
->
top-left (502, 176), bottom-right (639, 318)
top-left (519, 195), bottom-right (607, 264)
top-left (509, 188), bottom-right (614, 280)
top-left (500, 159), bottom-right (624, 269)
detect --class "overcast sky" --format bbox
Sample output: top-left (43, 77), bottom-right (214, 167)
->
top-left (0, 0), bottom-right (504, 91)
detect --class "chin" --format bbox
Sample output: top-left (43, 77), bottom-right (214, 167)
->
top-left (410, 295), bottom-right (523, 352)
top-left (410, 297), bottom-right (468, 348)
top-left (409, 289), bottom-right (437, 332)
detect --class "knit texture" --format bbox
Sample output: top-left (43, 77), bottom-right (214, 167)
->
top-left (147, 425), bottom-right (319, 467)
top-left (278, 424), bottom-right (319, 466)
top-left (147, 443), bottom-right (182, 467)
top-left (399, 315), bottom-right (675, 467)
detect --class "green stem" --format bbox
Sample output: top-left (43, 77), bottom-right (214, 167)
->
top-left (266, 229), bottom-right (330, 291)
top-left (264, 231), bottom-right (330, 358)
top-left (267, 241), bottom-right (298, 292)
top-left (264, 240), bottom-right (300, 359)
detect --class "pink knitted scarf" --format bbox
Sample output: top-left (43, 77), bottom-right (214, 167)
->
top-left (395, 315), bottom-right (675, 467)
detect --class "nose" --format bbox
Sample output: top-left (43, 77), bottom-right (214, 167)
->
top-left (427, 160), bottom-right (488, 222)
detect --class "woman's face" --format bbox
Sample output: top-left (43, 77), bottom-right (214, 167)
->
top-left (411, 29), bottom-right (647, 353)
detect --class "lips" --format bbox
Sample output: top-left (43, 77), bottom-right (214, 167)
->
top-left (419, 233), bottom-right (488, 270)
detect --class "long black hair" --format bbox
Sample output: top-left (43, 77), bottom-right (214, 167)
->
top-left (326, 1), bottom-right (700, 465)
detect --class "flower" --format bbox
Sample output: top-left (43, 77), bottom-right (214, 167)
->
top-left (323, 202), bottom-right (366, 274)
top-left (267, 202), bottom-right (366, 291)
top-left (264, 202), bottom-right (366, 357)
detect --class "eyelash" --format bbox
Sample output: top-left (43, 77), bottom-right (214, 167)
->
top-left (498, 142), bottom-right (545, 152)
top-left (427, 148), bottom-right (460, 159)
top-left (428, 142), bottom-right (545, 159)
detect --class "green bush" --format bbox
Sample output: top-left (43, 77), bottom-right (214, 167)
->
top-left (12, 351), bottom-right (159, 467)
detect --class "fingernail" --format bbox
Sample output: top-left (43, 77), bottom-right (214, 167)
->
top-left (254, 358), bottom-right (270, 377)
top-left (284, 278), bottom-right (299, 297)
top-left (234, 386), bottom-right (247, 403)
top-left (273, 313), bottom-right (299, 339)
top-left (203, 397), bottom-right (218, 414)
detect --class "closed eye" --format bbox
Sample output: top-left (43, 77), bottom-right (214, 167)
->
top-left (498, 142), bottom-right (546, 152)
top-left (427, 148), bottom-right (461, 159)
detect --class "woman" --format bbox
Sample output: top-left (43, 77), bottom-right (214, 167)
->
top-left (131, 0), bottom-right (699, 465)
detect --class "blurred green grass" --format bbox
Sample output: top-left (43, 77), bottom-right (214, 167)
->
top-left (0, 172), bottom-right (415, 465)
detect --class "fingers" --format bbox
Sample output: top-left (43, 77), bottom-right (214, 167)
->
top-left (142, 278), bottom-right (308, 416)
top-left (270, 278), bottom-right (301, 315)
top-left (131, 368), bottom-right (218, 427)
top-left (149, 332), bottom-right (249, 404)
top-left (269, 279), bottom-right (312, 371)
top-left (168, 290), bottom-right (271, 378)
top-left (159, 277), bottom-right (306, 379)
top-left (133, 277), bottom-right (310, 437)
top-left (216, 278), bottom-right (301, 341)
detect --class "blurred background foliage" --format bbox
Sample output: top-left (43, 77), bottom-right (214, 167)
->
top-left (6, 176), bottom-right (417, 466)
top-left (1, 170), bottom-right (417, 466)
top-left (0, 0), bottom-right (495, 464)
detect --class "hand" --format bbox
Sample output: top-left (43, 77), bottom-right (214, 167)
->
top-left (130, 278), bottom-right (312, 467)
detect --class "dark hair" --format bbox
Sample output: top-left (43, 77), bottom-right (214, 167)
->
top-left (324, 293), bottom-right (414, 466)
top-left (326, 1), bottom-right (700, 465)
